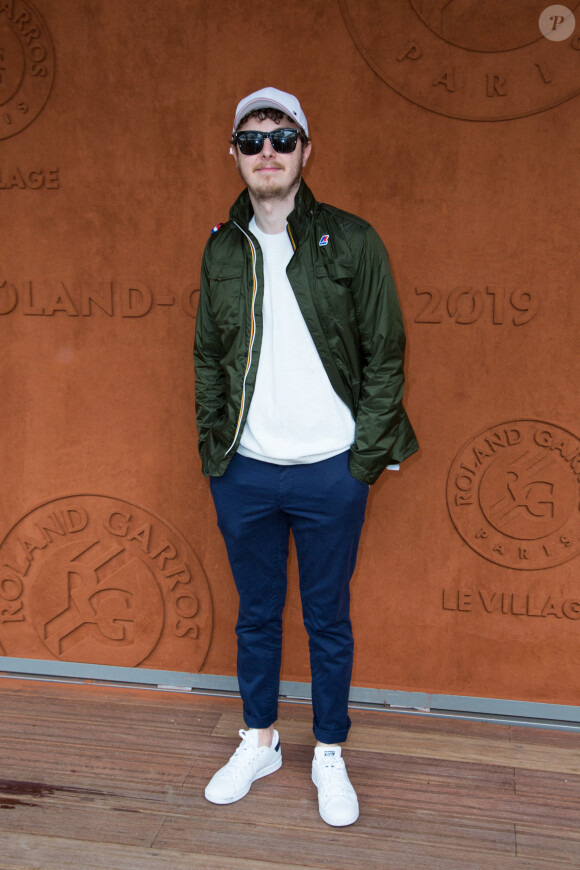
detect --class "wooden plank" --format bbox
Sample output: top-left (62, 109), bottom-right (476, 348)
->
top-left (352, 705), bottom-right (512, 741)
top-left (0, 687), bottom-right (224, 737)
top-left (516, 825), bottom-right (580, 864)
top-left (0, 803), bottom-right (164, 848)
top-left (509, 725), bottom-right (580, 750)
top-left (153, 814), bottom-right (519, 870)
top-left (516, 768), bottom-right (580, 801)
top-left (0, 715), bottom-right (218, 763)
top-left (211, 712), bottom-right (580, 775)
top-left (0, 832), bottom-right (327, 870)
top-left (353, 748), bottom-right (516, 795)
top-left (0, 678), bottom-right (239, 734)
top-left (0, 736), bottom-right (192, 789)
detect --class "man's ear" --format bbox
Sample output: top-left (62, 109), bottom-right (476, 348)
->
top-left (301, 140), bottom-right (312, 169)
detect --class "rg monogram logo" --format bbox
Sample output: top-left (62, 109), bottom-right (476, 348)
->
top-left (0, 495), bottom-right (213, 669)
top-left (447, 421), bottom-right (580, 570)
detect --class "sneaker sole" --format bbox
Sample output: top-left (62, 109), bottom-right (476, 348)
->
top-left (318, 803), bottom-right (359, 827)
top-left (205, 754), bottom-right (282, 805)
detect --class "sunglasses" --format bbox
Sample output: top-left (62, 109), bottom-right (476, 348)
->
top-left (234, 128), bottom-right (301, 156)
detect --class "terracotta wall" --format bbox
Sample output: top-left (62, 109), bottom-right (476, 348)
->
top-left (1, 0), bottom-right (579, 705)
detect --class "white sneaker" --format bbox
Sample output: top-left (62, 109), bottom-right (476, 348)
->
top-left (312, 746), bottom-right (359, 826)
top-left (205, 729), bottom-right (282, 804)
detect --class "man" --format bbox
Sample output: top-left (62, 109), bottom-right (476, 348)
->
top-left (194, 87), bottom-right (418, 827)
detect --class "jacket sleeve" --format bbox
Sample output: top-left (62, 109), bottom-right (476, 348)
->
top-left (193, 245), bottom-right (226, 466)
top-left (348, 226), bottom-right (418, 484)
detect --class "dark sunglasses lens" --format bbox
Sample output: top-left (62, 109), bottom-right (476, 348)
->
top-left (236, 129), bottom-right (300, 155)
top-left (270, 130), bottom-right (299, 153)
top-left (236, 132), bottom-right (264, 155)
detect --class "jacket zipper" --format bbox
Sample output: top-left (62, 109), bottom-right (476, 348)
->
top-left (224, 222), bottom-right (259, 456)
top-left (224, 221), bottom-right (297, 458)
top-left (286, 223), bottom-right (296, 252)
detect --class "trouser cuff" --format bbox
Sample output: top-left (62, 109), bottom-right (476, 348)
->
top-left (313, 721), bottom-right (351, 744)
top-left (243, 709), bottom-right (278, 730)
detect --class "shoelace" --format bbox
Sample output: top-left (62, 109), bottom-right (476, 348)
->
top-left (317, 756), bottom-right (352, 797)
top-left (226, 729), bottom-right (261, 771)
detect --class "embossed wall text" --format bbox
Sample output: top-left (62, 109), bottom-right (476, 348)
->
top-left (0, 281), bottom-right (200, 318)
top-left (414, 285), bottom-right (539, 325)
top-left (340, 0), bottom-right (580, 120)
top-left (0, 167), bottom-right (59, 188)
top-left (442, 587), bottom-right (580, 620)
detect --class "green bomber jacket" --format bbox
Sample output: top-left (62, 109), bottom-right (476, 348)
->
top-left (193, 180), bottom-right (418, 485)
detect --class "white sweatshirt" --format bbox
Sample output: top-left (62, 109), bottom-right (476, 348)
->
top-left (238, 217), bottom-right (355, 465)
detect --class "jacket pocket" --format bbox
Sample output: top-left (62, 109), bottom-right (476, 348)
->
top-left (315, 260), bottom-right (356, 323)
top-left (208, 262), bottom-right (243, 324)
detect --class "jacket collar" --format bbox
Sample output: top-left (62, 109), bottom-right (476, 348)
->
top-left (229, 179), bottom-right (317, 243)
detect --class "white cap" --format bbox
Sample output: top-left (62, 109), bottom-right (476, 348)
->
top-left (233, 86), bottom-right (309, 137)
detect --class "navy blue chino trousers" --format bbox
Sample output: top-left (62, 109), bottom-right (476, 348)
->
top-left (209, 450), bottom-right (369, 744)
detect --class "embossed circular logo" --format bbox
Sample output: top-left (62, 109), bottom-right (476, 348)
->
top-left (0, 495), bottom-right (212, 669)
top-left (0, 0), bottom-right (55, 140)
top-left (339, 0), bottom-right (580, 120)
top-left (447, 421), bottom-right (580, 569)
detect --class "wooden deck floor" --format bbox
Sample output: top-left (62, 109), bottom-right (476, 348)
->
top-left (0, 678), bottom-right (579, 869)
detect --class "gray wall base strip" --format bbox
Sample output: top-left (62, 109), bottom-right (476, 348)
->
top-left (1, 657), bottom-right (579, 729)
top-left (0, 657), bottom-right (240, 693)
